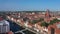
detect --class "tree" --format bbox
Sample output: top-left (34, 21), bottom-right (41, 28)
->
top-left (49, 18), bottom-right (60, 25)
top-left (40, 21), bottom-right (49, 27)
top-left (31, 20), bottom-right (38, 24)
top-left (38, 18), bottom-right (44, 22)
top-left (23, 17), bottom-right (29, 22)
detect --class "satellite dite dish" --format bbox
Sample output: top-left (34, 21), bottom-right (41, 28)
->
top-left (56, 24), bottom-right (60, 28)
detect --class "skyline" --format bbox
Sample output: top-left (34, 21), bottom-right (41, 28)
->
top-left (0, 0), bottom-right (60, 11)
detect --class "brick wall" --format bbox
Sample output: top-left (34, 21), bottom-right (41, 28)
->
top-left (48, 23), bottom-right (60, 34)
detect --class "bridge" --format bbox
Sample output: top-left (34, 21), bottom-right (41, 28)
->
top-left (9, 20), bottom-right (41, 34)
top-left (15, 27), bottom-right (41, 34)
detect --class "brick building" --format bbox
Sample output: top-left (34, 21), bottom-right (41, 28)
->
top-left (48, 22), bottom-right (60, 34)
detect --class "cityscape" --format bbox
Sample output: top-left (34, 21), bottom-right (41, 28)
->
top-left (0, 10), bottom-right (60, 34)
top-left (0, 0), bottom-right (60, 34)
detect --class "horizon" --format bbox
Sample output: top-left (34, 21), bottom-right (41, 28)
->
top-left (0, 0), bottom-right (60, 11)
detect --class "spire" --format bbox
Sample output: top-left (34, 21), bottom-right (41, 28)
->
top-left (45, 9), bottom-right (50, 18)
top-left (45, 9), bottom-right (51, 23)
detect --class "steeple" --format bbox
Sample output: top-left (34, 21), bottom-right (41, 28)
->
top-left (45, 9), bottom-right (51, 23)
top-left (45, 9), bottom-right (50, 18)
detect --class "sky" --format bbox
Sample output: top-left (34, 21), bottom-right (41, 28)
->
top-left (0, 0), bottom-right (60, 11)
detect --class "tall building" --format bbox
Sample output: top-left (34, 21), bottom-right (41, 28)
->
top-left (45, 9), bottom-right (50, 18)
top-left (45, 9), bottom-right (51, 22)
top-left (0, 17), bottom-right (10, 34)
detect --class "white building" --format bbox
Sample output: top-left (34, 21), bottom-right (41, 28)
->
top-left (24, 21), bottom-right (28, 27)
top-left (0, 20), bottom-right (10, 33)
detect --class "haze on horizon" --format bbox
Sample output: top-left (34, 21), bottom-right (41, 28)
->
top-left (0, 0), bottom-right (60, 11)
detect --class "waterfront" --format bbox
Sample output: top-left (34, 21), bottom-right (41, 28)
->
top-left (7, 20), bottom-right (36, 34)
top-left (7, 20), bottom-right (25, 32)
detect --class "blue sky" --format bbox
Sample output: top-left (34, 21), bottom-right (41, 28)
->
top-left (0, 0), bottom-right (60, 11)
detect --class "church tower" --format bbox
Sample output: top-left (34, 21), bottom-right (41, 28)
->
top-left (45, 9), bottom-right (50, 18)
top-left (45, 9), bottom-right (51, 23)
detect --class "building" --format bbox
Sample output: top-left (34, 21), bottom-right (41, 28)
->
top-left (44, 9), bottom-right (51, 23)
top-left (48, 22), bottom-right (60, 34)
top-left (0, 17), bottom-right (13, 34)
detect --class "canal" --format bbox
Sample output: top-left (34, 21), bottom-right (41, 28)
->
top-left (7, 20), bottom-right (25, 32)
top-left (7, 20), bottom-right (36, 34)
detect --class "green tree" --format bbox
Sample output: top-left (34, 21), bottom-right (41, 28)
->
top-left (38, 18), bottom-right (44, 22)
top-left (31, 20), bottom-right (38, 24)
top-left (49, 18), bottom-right (60, 25)
top-left (40, 21), bottom-right (49, 27)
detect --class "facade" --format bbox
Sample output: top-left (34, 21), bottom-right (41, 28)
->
top-left (0, 20), bottom-right (10, 34)
top-left (48, 22), bottom-right (60, 34)
top-left (0, 17), bottom-right (13, 34)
